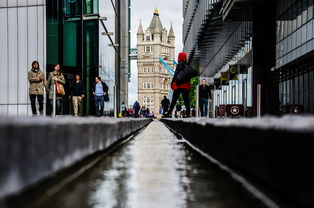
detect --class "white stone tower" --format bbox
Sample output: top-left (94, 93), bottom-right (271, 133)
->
top-left (137, 8), bottom-right (175, 115)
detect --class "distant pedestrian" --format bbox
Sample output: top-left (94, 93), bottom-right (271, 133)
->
top-left (121, 101), bottom-right (127, 117)
top-left (133, 101), bottom-right (141, 118)
top-left (28, 61), bottom-right (46, 116)
top-left (47, 64), bottom-right (66, 115)
top-left (165, 52), bottom-right (195, 118)
top-left (199, 79), bottom-right (212, 117)
top-left (160, 96), bottom-right (170, 114)
top-left (140, 106), bottom-right (147, 118)
top-left (93, 76), bottom-right (109, 117)
top-left (128, 108), bottom-right (134, 117)
top-left (175, 103), bottom-right (182, 118)
top-left (70, 74), bottom-right (85, 116)
top-left (146, 107), bottom-right (150, 118)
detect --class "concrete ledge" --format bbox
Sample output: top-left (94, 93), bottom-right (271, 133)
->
top-left (0, 117), bottom-right (151, 199)
top-left (161, 116), bottom-right (314, 208)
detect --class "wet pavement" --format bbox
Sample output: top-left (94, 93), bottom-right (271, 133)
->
top-left (41, 121), bottom-right (267, 208)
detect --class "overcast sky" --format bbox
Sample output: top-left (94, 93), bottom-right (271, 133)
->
top-left (128, 0), bottom-right (183, 105)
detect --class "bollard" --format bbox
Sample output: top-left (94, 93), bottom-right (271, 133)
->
top-left (52, 85), bottom-right (56, 118)
top-left (257, 84), bottom-right (261, 118)
top-left (196, 83), bottom-right (199, 118)
top-left (114, 85), bottom-right (117, 118)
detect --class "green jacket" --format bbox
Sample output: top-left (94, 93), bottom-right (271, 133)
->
top-left (28, 69), bottom-right (46, 95)
top-left (46, 71), bottom-right (66, 99)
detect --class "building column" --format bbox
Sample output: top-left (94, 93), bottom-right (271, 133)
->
top-left (252, 2), bottom-right (278, 116)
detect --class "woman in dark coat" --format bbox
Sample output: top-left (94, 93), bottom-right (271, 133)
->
top-left (165, 52), bottom-right (192, 118)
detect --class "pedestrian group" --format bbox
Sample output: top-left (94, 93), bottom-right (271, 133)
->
top-left (28, 52), bottom-right (212, 118)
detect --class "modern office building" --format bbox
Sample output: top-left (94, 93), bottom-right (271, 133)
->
top-left (183, 0), bottom-right (314, 116)
top-left (0, 0), bottom-right (129, 116)
top-left (47, 0), bottom-right (130, 116)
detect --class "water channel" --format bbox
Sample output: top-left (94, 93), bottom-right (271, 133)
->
top-left (41, 121), bottom-right (267, 208)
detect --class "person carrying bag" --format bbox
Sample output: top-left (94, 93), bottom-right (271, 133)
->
top-left (164, 52), bottom-right (197, 118)
top-left (47, 64), bottom-right (66, 115)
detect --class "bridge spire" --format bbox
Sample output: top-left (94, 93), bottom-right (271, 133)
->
top-left (137, 20), bottom-right (144, 35)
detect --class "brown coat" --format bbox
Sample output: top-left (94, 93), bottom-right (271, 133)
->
top-left (28, 69), bottom-right (46, 95)
top-left (46, 71), bottom-right (66, 99)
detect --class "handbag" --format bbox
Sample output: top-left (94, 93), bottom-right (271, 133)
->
top-left (56, 81), bottom-right (65, 96)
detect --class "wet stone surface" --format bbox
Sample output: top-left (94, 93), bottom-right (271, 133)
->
top-left (42, 121), bottom-right (266, 208)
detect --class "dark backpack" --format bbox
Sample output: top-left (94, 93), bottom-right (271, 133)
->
top-left (175, 64), bottom-right (197, 85)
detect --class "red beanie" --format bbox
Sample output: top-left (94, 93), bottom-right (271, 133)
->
top-left (178, 52), bottom-right (187, 63)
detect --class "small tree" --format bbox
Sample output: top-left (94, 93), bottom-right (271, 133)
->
top-left (189, 77), bottom-right (199, 108)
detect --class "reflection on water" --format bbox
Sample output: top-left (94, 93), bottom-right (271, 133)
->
top-left (42, 121), bottom-right (266, 208)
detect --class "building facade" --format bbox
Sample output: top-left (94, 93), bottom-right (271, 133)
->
top-left (0, 0), bottom-right (129, 116)
top-left (183, 0), bottom-right (314, 116)
top-left (137, 9), bottom-right (175, 115)
top-left (47, 0), bottom-right (130, 116)
top-left (0, 1), bottom-right (46, 116)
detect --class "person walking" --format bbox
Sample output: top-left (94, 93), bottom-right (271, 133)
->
top-left (160, 96), bottom-right (170, 114)
top-left (175, 103), bottom-right (182, 118)
top-left (70, 74), bottom-right (85, 116)
top-left (199, 79), bottom-right (212, 117)
top-left (133, 101), bottom-right (141, 118)
top-left (93, 76), bottom-right (109, 117)
top-left (28, 61), bottom-right (46, 116)
top-left (165, 52), bottom-right (194, 118)
top-left (121, 101), bottom-right (127, 117)
top-left (47, 64), bottom-right (66, 115)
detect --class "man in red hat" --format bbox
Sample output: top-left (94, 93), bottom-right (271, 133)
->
top-left (164, 52), bottom-right (194, 118)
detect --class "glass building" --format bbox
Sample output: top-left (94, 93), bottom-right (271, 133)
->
top-left (0, 0), bottom-right (129, 116)
top-left (183, 0), bottom-right (314, 116)
top-left (277, 0), bottom-right (314, 113)
top-left (47, 0), bottom-right (130, 116)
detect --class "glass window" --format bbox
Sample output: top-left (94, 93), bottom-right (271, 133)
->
top-left (299, 75), bottom-right (304, 104)
top-left (297, 0), bottom-right (302, 28)
top-left (308, 0), bottom-right (313, 20)
top-left (292, 31), bottom-right (296, 49)
top-left (85, 0), bottom-right (98, 15)
top-left (63, 21), bottom-right (78, 67)
top-left (64, 0), bottom-right (80, 16)
top-left (297, 28), bottom-right (302, 46)
top-left (302, 0), bottom-right (308, 24)
top-left (301, 24), bottom-right (307, 44)
top-left (287, 35), bottom-right (292, 52)
top-left (294, 76), bottom-right (299, 104)
top-left (292, 4), bottom-right (297, 31)
top-left (306, 40), bottom-right (312, 53)
top-left (307, 20), bottom-right (313, 41)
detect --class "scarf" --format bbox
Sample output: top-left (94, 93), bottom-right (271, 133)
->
top-left (32, 68), bottom-right (40, 73)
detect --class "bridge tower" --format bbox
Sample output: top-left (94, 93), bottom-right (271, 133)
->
top-left (137, 8), bottom-right (175, 115)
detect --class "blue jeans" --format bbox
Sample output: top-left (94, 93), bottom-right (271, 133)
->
top-left (95, 95), bottom-right (104, 116)
top-left (50, 99), bottom-right (61, 115)
top-left (200, 98), bottom-right (208, 117)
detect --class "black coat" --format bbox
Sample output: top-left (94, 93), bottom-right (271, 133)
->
top-left (199, 84), bottom-right (212, 100)
top-left (161, 98), bottom-right (170, 107)
top-left (70, 80), bottom-right (85, 96)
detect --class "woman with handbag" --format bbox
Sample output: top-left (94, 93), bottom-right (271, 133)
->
top-left (47, 64), bottom-right (66, 115)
